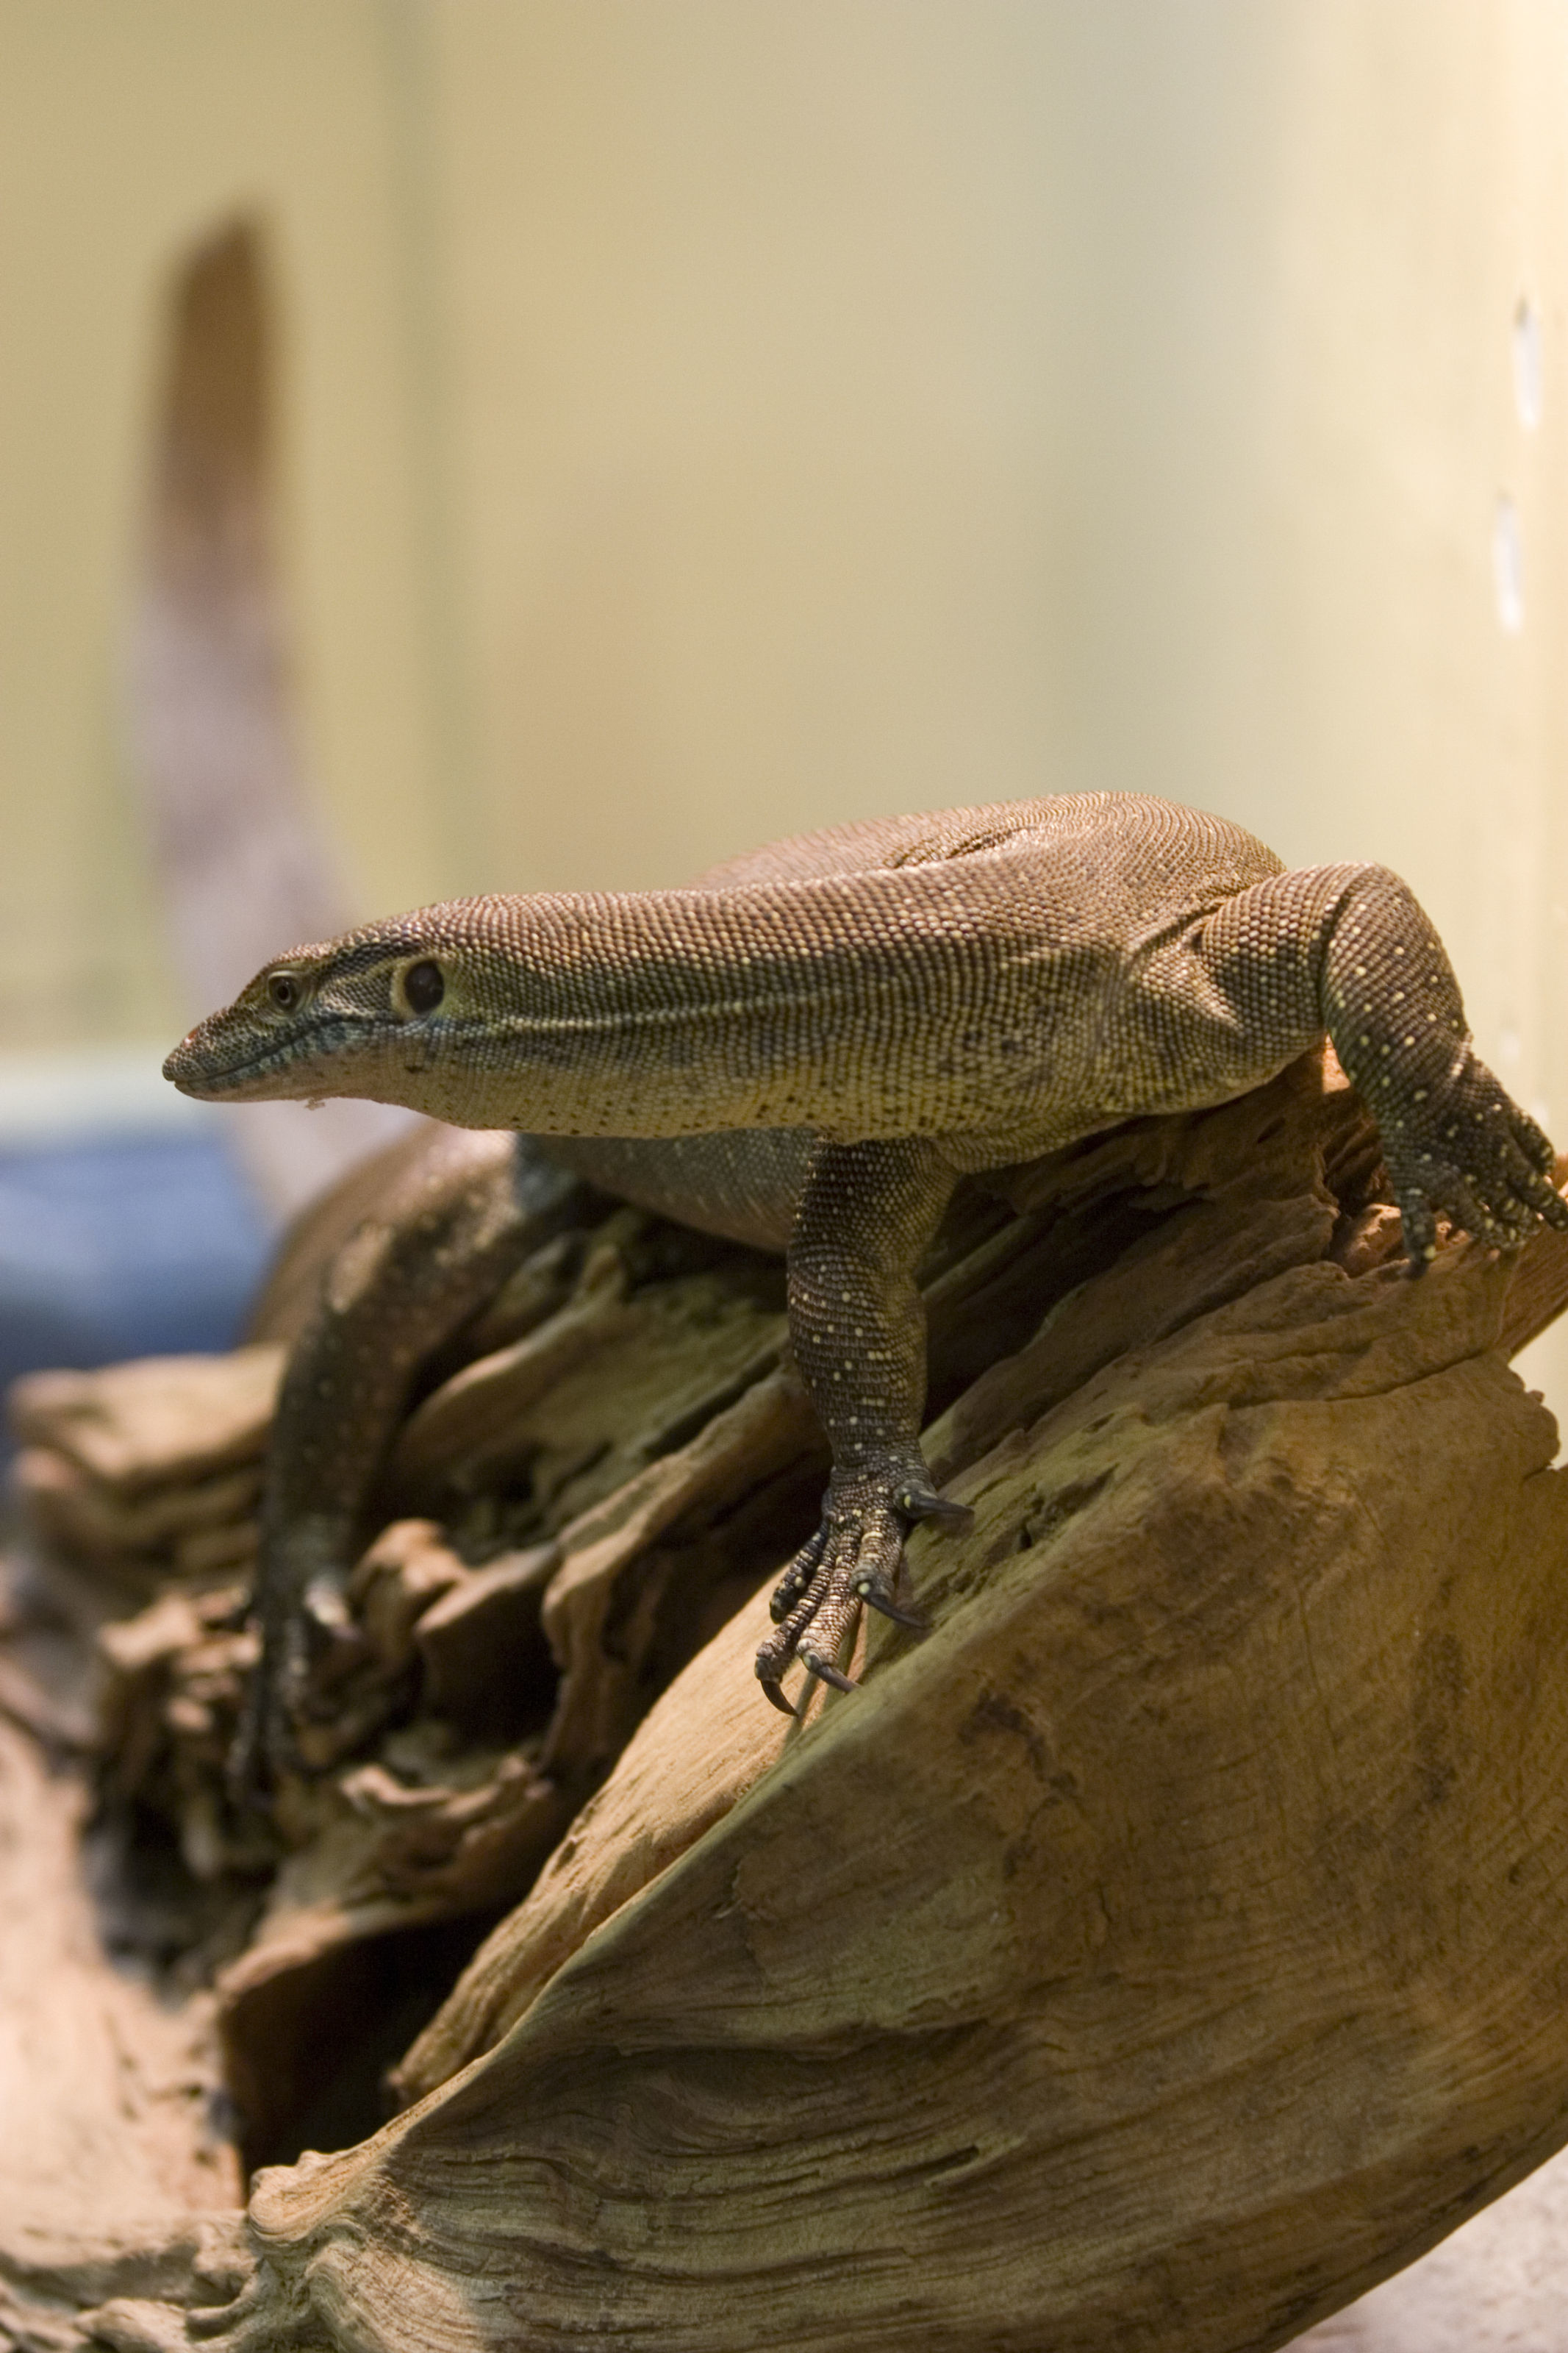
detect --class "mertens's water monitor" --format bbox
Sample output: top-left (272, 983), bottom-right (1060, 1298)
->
top-left (165, 793), bottom-right (1568, 1740)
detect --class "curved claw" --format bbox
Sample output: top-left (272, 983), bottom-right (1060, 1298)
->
top-left (758, 1674), bottom-right (798, 1718)
top-left (895, 1482), bottom-right (974, 1534)
top-left (799, 1649), bottom-right (858, 1695)
top-left (861, 1588), bottom-right (928, 1631)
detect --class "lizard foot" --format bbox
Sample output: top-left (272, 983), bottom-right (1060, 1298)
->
top-left (756, 1467), bottom-right (972, 1715)
top-left (1382, 1046), bottom-right (1568, 1271)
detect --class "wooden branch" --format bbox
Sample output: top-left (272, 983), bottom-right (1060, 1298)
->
top-left (228, 1229), bottom-right (1568, 2352)
top-left (10, 1056), bottom-right (1568, 2351)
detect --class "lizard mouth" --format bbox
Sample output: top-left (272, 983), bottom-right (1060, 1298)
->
top-left (162, 1011), bottom-right (369, 1102)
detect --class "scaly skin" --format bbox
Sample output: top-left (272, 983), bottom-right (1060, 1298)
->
top-left (232, 1125), bottom-right (583, 1791)
top-left (165, 795), bottom-right (1568, 1719)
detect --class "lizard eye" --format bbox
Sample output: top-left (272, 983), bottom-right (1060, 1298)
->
top-left (401, 959), bottom-right (446, 1016)
top-left (267, 971), bottom-right (302, 1012)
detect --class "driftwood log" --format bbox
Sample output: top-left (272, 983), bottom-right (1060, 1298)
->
top-left (5, 1053), bottom-right (1568, 2350)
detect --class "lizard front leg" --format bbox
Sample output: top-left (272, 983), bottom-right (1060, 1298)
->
top-left (756, 1136), bottom-right (967, 1713)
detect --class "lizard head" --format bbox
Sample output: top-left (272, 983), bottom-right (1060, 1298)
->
top-left (162, 904), bottom-right (497, 1120)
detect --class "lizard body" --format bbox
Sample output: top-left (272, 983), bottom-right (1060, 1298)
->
top-left (166, 793), bottom-right (1568, 1718)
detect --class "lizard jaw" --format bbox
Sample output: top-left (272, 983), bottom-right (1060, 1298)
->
top-left (162, 1011), bottom-right (384, 1104)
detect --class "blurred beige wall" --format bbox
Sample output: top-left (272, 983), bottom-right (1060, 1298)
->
top-left (0, 0), bottom-right (453, 1057)
top-left (1, 0), bottom-right (1564, 1168)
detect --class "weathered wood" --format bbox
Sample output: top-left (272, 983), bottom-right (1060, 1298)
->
top-left (12, 1059), bottom-right (1568, 2350)
top-left (0, 1718), bottom-right (241, 2350)
top-left (8, 1350), bottom-right (284, 1497)
top-left (154, 1231), bottom-right (1568, 2353)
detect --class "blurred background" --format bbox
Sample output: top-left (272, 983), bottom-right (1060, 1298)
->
top-left (1, 0), bottom-right (1566, 1407)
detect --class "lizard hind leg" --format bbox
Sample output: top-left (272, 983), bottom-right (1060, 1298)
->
top-left (1198, 863), bottom-right (1568, 1271)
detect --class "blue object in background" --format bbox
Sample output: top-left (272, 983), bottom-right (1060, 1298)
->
top-left (0, 1130), bottom-right (273, 1415)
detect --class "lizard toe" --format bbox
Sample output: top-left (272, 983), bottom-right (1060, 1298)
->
top-left (1504, 1153), bottom-right (1568, 1229)
top-left (1507, 1099), bottom-right (1558, 1171)
top-left (795, 1568), bottom-right (870, 1691)
top-left (768, 1526), bottom-right (827, 1624)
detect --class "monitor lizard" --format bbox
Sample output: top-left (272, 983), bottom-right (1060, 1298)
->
top-left (164, 792), bottom-right (1568, 1729)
